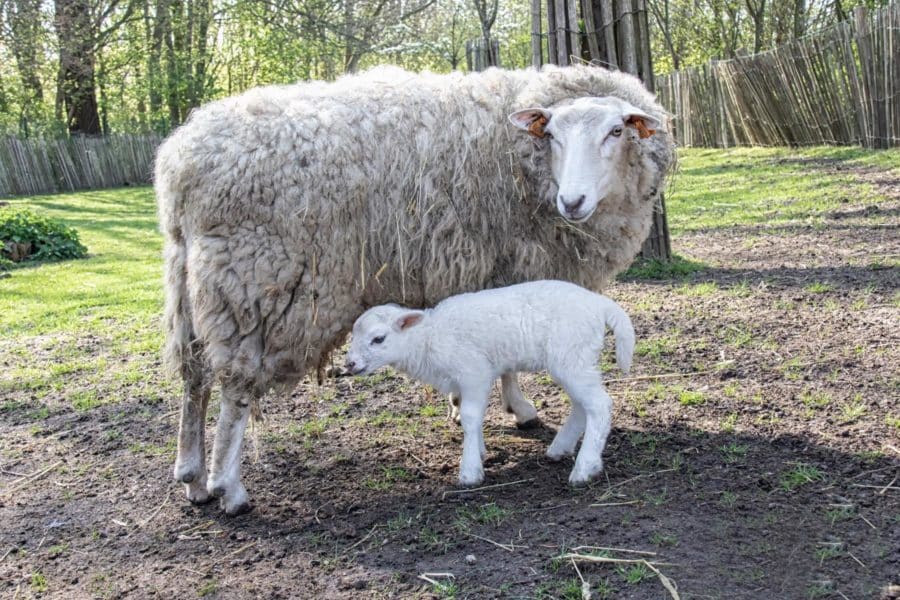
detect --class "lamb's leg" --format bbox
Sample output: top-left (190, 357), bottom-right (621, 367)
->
top-left (561, 373), bottom-right (612, 485)
top-left (206, 379), bottom-right (253, 515)
top-left (546, 401), bottom-right (585, 461)
top-left (500, 372), bottom-right (539, 428)
top-left (448, 393), bottom-right (461, 424)
top-left (457, 381), bottom-right (492, 487)
top-left (173, 371), bottom-right (211, 504)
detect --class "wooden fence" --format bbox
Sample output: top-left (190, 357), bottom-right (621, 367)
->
top-left (0, 134), bottom-right (163, 197)
top-left (655, 4), bottom-right (900, 148)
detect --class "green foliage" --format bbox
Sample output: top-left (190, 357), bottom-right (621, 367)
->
top-left (0, 208), bottom-right (87, 266)
top-left (622, 254), bottom-right (706, 280)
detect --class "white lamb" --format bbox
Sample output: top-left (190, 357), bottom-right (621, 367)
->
top-left (345, 280), bottom-right (635, 486)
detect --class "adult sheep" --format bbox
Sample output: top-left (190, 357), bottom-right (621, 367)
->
top-left (155, 64), bottom-right (674, 515)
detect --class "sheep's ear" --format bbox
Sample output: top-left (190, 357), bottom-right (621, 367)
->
top-left (395, 311), bottom-right (423, 331)
top-left (508, 108), bottom-right (552, 138)
top-left (622, 105), bottom-right (660, 139)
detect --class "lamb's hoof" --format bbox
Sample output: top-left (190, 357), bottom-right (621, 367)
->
top-left (187, 489), bottom-right (213, 505)
top-left (568, 467), bottom-right (602, 487)
top-left (210, 486), bottom-right (227, 498)
top-left (516, 417), bottom-right (542, 430)
top-left (174, 462), bottom-right (200, 484)
top-left (545, 449), bottom-right (574, 462)
top-left (458, 472), bottom-right (485, 488)
top-left (223, 500), bottom-right (253, 517)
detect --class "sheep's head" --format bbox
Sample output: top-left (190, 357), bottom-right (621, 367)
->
top-left (509, 97), bottom-right (660, 223)
top-left (345, 304), bottom-right (424, 376)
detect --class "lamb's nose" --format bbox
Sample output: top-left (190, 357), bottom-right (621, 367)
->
top-left (344, 360), bottom-right (356, 372)
top-left (561, 194), bottom-right (585, 215)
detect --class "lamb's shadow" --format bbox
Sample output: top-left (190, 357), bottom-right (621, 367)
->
top-left (192, 420), bottom-right (899, 599)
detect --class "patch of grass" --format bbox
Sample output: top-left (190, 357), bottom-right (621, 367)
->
top-left (722, 325), bottom-right (754, 347)
top-left (620, 254), bottom-right (706, 280)
top-left (364, 466), bottom-right (413, 491)
top-left (718, 491), bottom-right (738, 509)
top-left (668, 147), bottom-right (890, 232)
top-left (650, 532), bottom-right (678, 547)
top-left (720, 443), bottom-right (748, 463)
top-left (419, 404), bottom-right (441, 418)
top-left (31, 572), bottom-right (48, 593)
top-left (800, 390), bottom-right (832, 409)
top-left (886, 415), bottom-right (900, 431)
top-left (677, 389), bottom-right (706, 406)
top-left (455, 502), bottom-right (510, 529)
top-left (431, 579), bottom-right (458, 598)
top-left (839, 395), bottom-right (866, 423)
top-left (721, 412), bottom-right (738, 433)
top-left (825, 506), bottom-right (854, 526)
top-left (418, 527), bottom-right (448, 554)
top-left (634, 335), bottom-right (678, 359)
top-left (814, 545), bottom-right (843, 564)
top-left (804, 282), bottom-right (833, 294)
top-left (780, 463), bottom-right (825, 491)
top-left (676, 281), bottom-right (718, 296)
top-left (617, 563), bottom-right (651, 585)
top-left (198, 580), bottom-right (218, 597)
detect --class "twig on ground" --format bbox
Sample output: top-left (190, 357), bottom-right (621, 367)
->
top-left (211, 541), bottom-right (257, 566)
top-left (1, 460), bottom-right (64, 495)
top-left (418, 572), bottom-right (455, 587)
top-left (0, 469), bottom-right (28, 477)
top-left (851, 483), bottom-right (899, 492)
top-left (399, 445), bottom-right (428, 468)
top-left (556, 553), bottom-right (674, 566)
top-left (642, 559), bottom-right (680, 600)
top-left (606, 370), bottom-right (711, 384)
top-left (0, 548), bottom-right (14, 562)
top-left (590, 500), bottom-right (640, 508)
top-left (858, 514), bottom-right (877, 530)
top-left (878, 474), bottom-right (898, 495)
top-left (464, 531), bottom-right (524, 552)
top-left (570, 557), bottom-right (590, 600)
top-left (847, 550), bottom-right (868, 570)
top-left (176, 564), bottom-right (209, 578)
top-left (139, 490), bottom-right (171, 528)
top-left (606, 468), bottom-right (677, 491)
top-left (341, 524), bottom-right (381, 556)
top-left (570, 545), bottom-right (657, 556)
top-left (442, 478), bottom-right (534, 500)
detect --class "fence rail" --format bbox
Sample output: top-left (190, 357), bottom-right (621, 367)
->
top-left (0, 134), bottom-right (163, 197)
top-left (655, 4), bottom-right (900, 148)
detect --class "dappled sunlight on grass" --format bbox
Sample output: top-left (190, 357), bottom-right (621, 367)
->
top-left (669, 147), bottom-right (900, 232)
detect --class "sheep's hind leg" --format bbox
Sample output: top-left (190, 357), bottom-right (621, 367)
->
top-left (561, 373), bottom-right (612, 485)
top-left (206, 378), bottom-right (254, 515)
top-left (173, 369), bottom-right (212, 504)
top-left (546, 400), bottom-right (585, 461)
top-left (457, 381), bottom-right (492, 487)
top-left (500, 372), bottom-right (539, 429)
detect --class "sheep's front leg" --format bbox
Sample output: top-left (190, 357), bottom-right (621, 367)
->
top-left (500, 372), bottom-right (539, 428)
top-left (457, 381), bottom-right (492, 487)
top-left (206, 379), bottom-right (253, 515)
top-left (561, 373), bottom-right (612, 485)
top-left (173, 373), bottom-right (211, 504)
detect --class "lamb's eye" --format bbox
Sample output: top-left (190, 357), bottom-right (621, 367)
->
top-left (371, 335), bottom-right (386, 345)
top-left (610, 126), bottom-right (624, 137)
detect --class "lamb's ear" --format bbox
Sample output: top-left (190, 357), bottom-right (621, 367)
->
top-left (620, 104), bottom-right (660, 139)
top-left (508, 108), bottom-right (552, 138)
top-left (395, 311), bottom-right (424, 331)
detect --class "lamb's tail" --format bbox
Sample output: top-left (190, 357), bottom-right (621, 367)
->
top-left (604, 299), bottom-right (635, 374)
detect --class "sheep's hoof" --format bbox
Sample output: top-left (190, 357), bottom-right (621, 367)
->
top-left (458, 472), bottom-right (485, 488)
top-left (187, 489), bottom-right (213, 505)
top-left (210, 486), bottom-right (227, 498)
top-left (568, 468), bottom-right (602, 487)
top-left (545, 449), bottom-right (574, 462)
top-left (516, 417), bottom-right (542, 430)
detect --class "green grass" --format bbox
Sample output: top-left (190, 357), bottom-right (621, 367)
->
top-left (668, 146), bottom-right (900, 232)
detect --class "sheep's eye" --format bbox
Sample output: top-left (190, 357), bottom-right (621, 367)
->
top-left (371, 335), bottom-right (386, 345)
top-left (610, 126), bottom-right (624, 137)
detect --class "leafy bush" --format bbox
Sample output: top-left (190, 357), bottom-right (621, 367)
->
top-left (0, 208), bottom-right (87, 268)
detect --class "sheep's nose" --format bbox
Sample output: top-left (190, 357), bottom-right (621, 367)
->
top-left (560, 194), bottom-right (585, 215)
top-left (344, 360), bottom-right (356, 372)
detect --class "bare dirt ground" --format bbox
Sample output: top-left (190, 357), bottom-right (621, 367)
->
top-left (1, 161), bottom-right (898, 599)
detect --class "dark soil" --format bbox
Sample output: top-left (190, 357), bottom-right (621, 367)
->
top-left (1, 164), bottom-right (898, 599)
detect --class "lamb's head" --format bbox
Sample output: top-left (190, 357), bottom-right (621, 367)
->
top-left (345, 304), bottom-right (425, 376)
top-left (509, 96), bottom-right (660, 223)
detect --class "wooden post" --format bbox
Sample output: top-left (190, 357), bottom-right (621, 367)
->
top-left (547, 0), bottom-right (558, 67)
top-left (617, 0), bottom-right (638, 74)
top-left (554, 0), bottom-right (569, 65)
top-left (581, 0), bottom-right (601, 62)
top-left (567, 0), bottom-right (580, 62)
top-left (532, 0), bottom-right (543, 67)
top-left (598, 0), bottom-right (618, 68)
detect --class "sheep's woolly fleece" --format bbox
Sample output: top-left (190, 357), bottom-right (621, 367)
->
top-left (155, 65), bottom-right (674, 394)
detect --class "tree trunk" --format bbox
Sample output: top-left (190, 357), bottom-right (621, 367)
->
top-left (54, 0), bottom-right (102, 135)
